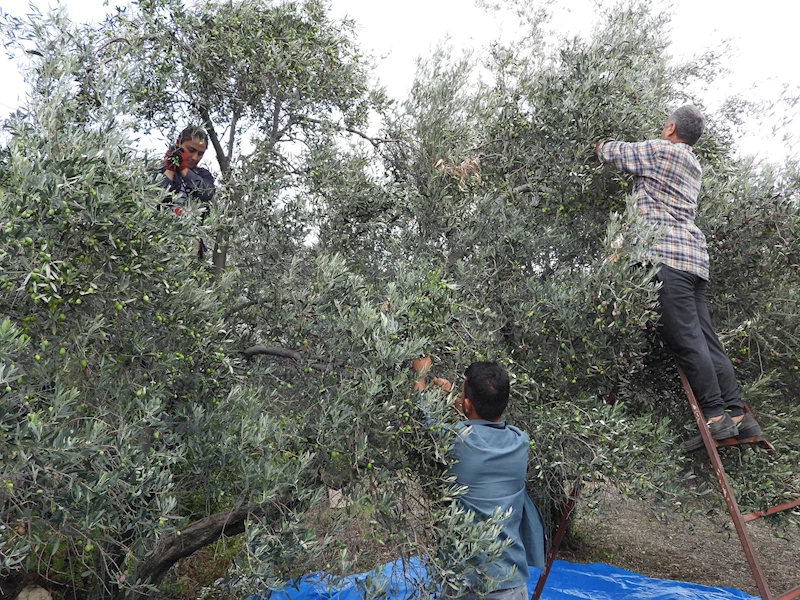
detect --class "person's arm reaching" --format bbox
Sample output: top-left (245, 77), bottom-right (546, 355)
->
top-left (159, 170), bottom-right (182, 194)
top-left (431, 377), bottom-right (466, 417)
top-left (595, 139), bottom-right (660, 177)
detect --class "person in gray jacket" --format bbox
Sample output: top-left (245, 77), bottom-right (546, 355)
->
top-left (433, 362), bottom-right (545, 600)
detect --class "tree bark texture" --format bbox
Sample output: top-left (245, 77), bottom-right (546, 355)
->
top-left (130, 501), bottom-right (287, 600)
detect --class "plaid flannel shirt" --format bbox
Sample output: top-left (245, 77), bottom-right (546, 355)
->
top-left (598, 139), bottom-right (710, 280)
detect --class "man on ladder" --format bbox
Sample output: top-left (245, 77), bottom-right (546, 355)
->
top-left (595, 105), bottom-right (760, 452)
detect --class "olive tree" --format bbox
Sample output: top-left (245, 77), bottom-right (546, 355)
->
top-left (319, 1), bottom-right (800, 527)
top-left (0, 5), bottom-right (501, 599)
top-left (100, 0), bottom-right (384, 274)
top-left (3, 1), bottom-right (799, 598)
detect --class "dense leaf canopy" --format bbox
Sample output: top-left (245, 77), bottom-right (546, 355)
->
top-left (1, 1), bottom-right (799, 598)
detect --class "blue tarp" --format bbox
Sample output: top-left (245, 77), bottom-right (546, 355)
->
top-left (264, 558), bottom-right (758, 600)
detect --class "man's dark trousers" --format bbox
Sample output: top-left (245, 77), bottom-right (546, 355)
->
top-left (655, 265), bottom-right (744, 419)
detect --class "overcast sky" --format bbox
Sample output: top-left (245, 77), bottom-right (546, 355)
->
top-left (2, 0), bottom-right (798, 162)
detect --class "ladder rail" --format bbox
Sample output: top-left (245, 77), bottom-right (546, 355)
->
top-left (774, 585), bottom-right (800, 600)
top-left (673, 364), bottom-right (800, 599)
top-left (676, 364), bottom-right (773, 599)
top-left (743, 498), bottom-right (800, 524)
top-left (530, 480), bottom-right (581, 600)
top-left (527, 364), bottom-right (799, 600)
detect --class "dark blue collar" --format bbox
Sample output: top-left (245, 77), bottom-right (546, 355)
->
top-left (463, 419), bottom-right (507, 429)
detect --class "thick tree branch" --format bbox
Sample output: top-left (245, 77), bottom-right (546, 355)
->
top-left (227, 107), bottom-right (240, 164)
top-left (197, 105), bottom-right (230, 176)
top-left (131, 500), bottom-right (289, 599)
top-left (270, 97), bottom-right (283, 145)
top-left (96, 36), bottom-right (133, 54)
top-left (272, 119), bottom-right (297, 146)
top-left (342, 126), bottom-right (402, 149)
top-left (223, 298), bottom-right (265, 319)
top-left (243, 346), bottom-right (302, 361)
top-left (506, 182), bottom-right (535, 198)
top-left (242, 346), bottom-right (343, 372)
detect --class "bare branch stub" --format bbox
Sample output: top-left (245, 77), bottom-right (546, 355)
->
top-left (242, 346), bottom-right (302, 361)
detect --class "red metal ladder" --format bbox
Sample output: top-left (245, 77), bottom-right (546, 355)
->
top-left (676, 364), bottom-right (800, 600)
top-left (531, 367), bottom-right (800, 600)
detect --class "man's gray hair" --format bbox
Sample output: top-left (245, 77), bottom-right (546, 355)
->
top-left (668, 105), bottom-right (705, 146)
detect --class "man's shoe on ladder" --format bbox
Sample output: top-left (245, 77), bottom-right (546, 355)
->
top-left (676, 363), bottom-right (800, 600)
top-left (681, 413), bottom-right (740, 452)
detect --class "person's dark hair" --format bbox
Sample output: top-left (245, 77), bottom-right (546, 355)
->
top-left (463, 361), bottom-right (510, 421)
top-left (668, 105), bottom-right (705, 146)
top-left (177, 125), bottom-right (208, 145)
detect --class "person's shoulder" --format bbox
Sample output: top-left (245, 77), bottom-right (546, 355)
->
top-left (661, 141), bottom-right (700, 168)
top-left (451, 420), bottom-right (470, 440)
top-left (645, 139), bottom-right (683, 161)
top-left (614, 138), bottom-right (661, 147)
top-left (642, 138), bottom-right (668, 145)
top-left (657, 139), bottom-right (694, 156)
top-left (630, 138), bottom-right (668, 152)
top-left (506, 423), bottom-right (530, 441)
top-left (193, 166), bottom-right (215, 177)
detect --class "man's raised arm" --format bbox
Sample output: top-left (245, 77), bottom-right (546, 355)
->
top-left (595, 138), bottom-right (660, 176)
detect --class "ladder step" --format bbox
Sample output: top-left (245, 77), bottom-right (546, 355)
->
top-left (713, 435), bottom-right (776, 454)
top-left (774, 584), bottom-right (800, 600)
top-left (675, 363), bottom-right (800, 599)
top-left (742, 497), bottom-right (800, 523)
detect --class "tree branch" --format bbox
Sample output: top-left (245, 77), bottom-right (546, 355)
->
top-left (270, 96), bottom-right (283, 146)
top-left (508, 183), bottom-right (535, 197)
top-left (341, 126), bottom-right (402, 149)
top-left (243, 346), bottom-right (302, 361)
top-left (223, 299), bottom-right (264, 319)
top-left (495, 182), bottom-right (536, 204)
top-left (96, 36), bottom-right (133, 54)
top-left (296, 116), bottom-right (401, 149)
top-left (132, 500), bottom-right (290, 598)
top-left (227, 107), bottom-right (240, 164)
top-left (242, 346), bottom-right (343, 372)
top-left (197, 105), bottom-right (230, 176)
top-left (272, 118), bottom-right (297, 146)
